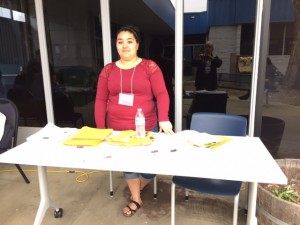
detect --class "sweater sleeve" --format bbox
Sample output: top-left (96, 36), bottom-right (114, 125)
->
top-left (147, 60), bottom-right (170, 122)
top-left (94, 64), bottom-right (111, 128)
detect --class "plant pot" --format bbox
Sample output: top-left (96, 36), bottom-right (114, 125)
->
top-left (260, 117), bottom-right (285, 159)
top-left (257, 159), bottom-right (300, 225)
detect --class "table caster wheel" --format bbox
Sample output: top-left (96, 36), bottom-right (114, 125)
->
top-left (54, 208), bottom-right (63, 218)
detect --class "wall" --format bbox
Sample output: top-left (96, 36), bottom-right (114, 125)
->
top-left (44, 0), bottom-right (99, 68)
top-left (209, 25), bottom-right (290, 75)
top-left (208, 25), bottom-right (241, 74)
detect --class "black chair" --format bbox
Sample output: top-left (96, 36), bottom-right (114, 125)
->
top-left (186, 91), bottom-right (228, 129)
top-left (0, 98), bottom-right (30, 183)
top-left (53, 91), bottom-right (84, 127)
top-left (7, 86), bottom-right (46, 126)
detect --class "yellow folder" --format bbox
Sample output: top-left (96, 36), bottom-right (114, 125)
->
top-left (63, 126), bottom-right (113, 146)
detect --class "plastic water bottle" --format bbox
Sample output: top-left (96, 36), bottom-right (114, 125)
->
top-left (135, 108), bottom-right (145, 139)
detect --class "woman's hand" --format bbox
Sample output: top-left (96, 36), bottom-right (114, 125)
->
top-left (159, 121), bottom-right (174, 135)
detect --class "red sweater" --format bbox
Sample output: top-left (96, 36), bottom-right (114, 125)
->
top-left (95, 59), bottom-right (170, 131)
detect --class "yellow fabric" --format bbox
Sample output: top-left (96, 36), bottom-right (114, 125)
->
top-left (63, 126), bottom-right (113, 146)
top-left (107, 130), bottom-right (135, 143)
top-left (107, 130), bottom-right (154, 146)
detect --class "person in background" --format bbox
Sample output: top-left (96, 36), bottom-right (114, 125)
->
top-left (192, 41), bottom-right (222, 91)
top-left (0, 69), bottom-right (6, 98)
top-left (239, 57), bottom-right (284, 100)
top-left (94, 25), bottom-right (174, 217)
top-left (149, 38), bottom-right (175, 126)
top-left (25, 50), bottom-right (45, 100)
top-left (264, 57), bottom-right (284, 92)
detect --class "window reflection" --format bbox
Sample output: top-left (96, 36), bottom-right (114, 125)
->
top-left (1, 0), bottom-right (46, 127)
top-left (1, 0), bottom-right (101, 128)
top-left (0, 0), bottom-right (299, 159)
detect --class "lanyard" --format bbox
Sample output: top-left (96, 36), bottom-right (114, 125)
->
top-left (120, 66), bottom-right (136, 94)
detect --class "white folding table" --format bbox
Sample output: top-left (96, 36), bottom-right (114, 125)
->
top-left (0, 128), bottom-right (287, 225)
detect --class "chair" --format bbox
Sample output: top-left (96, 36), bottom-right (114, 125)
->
top-left (7, 86), bottom-right (46, 126)
top-left (0, 98), bottom-right (30, 183)
top-left (186, 91), bottom-right (228, 129)
top-left (108, 171), bottom-right (158, 199)
top-left (52, 91), bottom-right (84, 127)
top-left (171, 112), bottom-right (247, 225)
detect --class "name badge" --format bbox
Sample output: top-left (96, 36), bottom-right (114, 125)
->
top-left (118, 93), bottom-right (134, 106)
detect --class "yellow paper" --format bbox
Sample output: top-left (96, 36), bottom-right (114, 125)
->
top-left (71, 126), bottom-right (113, 140)
top-left (63, 126), bottom-right (113, 146)
top-left (107, 130), bottom-right (135, 143)
top-left (177, 131), bottom-right (232, 149)
top-left (63, 139), bottom-right (103, 146)
top-left (205, 136), bottom-right (232, 149)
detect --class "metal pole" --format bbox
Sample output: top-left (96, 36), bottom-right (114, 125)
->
top-left (34, 0), bottom-right (54, 123)
top-left (100, 0), bottom-right (112, 65)
top-left (174, 0), bottom-right (184, 132)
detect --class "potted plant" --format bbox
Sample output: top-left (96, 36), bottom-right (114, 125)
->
top-left (257, 159), bottom-right (300, 225)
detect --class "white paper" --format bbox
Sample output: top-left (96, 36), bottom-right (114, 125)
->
top-left (172, 130), bottom-right (220, 147)
top-left (26, 122), bottom-right (78, 142)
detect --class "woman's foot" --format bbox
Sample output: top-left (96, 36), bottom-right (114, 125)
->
top-left (123, 200), bottom-right (142, 217)
top-left (130, 189), bottom-right (143, 201)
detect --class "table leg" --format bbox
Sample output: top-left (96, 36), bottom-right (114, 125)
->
top-left (33, 166), bottom-right (60, 225)
top-left (109, 171), bottom-right (113, 196)
top-left (246, 182), bottom-right (258, 225)
top-left (171, 183), bottom-right (175, 225)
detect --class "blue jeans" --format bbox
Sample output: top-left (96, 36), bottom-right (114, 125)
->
top-left (123, 126), bottom-right (158, 180)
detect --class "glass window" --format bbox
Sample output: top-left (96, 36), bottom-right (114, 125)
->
top-left (0, 0), bottom-right (47, 127)
top-left (1, 0), bottom-right (299, 160)
top-left (240, 24), bottom-right (254, 55)
top-left (269, 23), bottom-right (295, 55)
top-left (269, 23), bottom-right (285, 55)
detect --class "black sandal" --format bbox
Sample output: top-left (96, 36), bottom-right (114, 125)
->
top-left (123, 200), bottom-right (142, 217)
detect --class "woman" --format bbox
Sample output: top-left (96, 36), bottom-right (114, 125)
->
top-left (94, 25), bottom-right (174, 217)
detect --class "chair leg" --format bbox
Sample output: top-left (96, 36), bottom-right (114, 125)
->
top-left (171, 183), bottom-right (176, 225)
top-left (153, 176), bottom-right (157, 199)
top-left (109, 171), bottom-right (113, 196)
top-left (108, 172), bottom-right (157, 198)
top-left (15, 164), bottom-right (30, 184)
top-left (244, 182), bottom-right (249, 214)
top-left (233, 193), bottom-right (240, 225)
top-left (185, 189), bottom-right (189, 201)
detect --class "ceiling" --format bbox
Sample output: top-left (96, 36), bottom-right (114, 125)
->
top-left (109, 0), bottom-right (175, 36)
